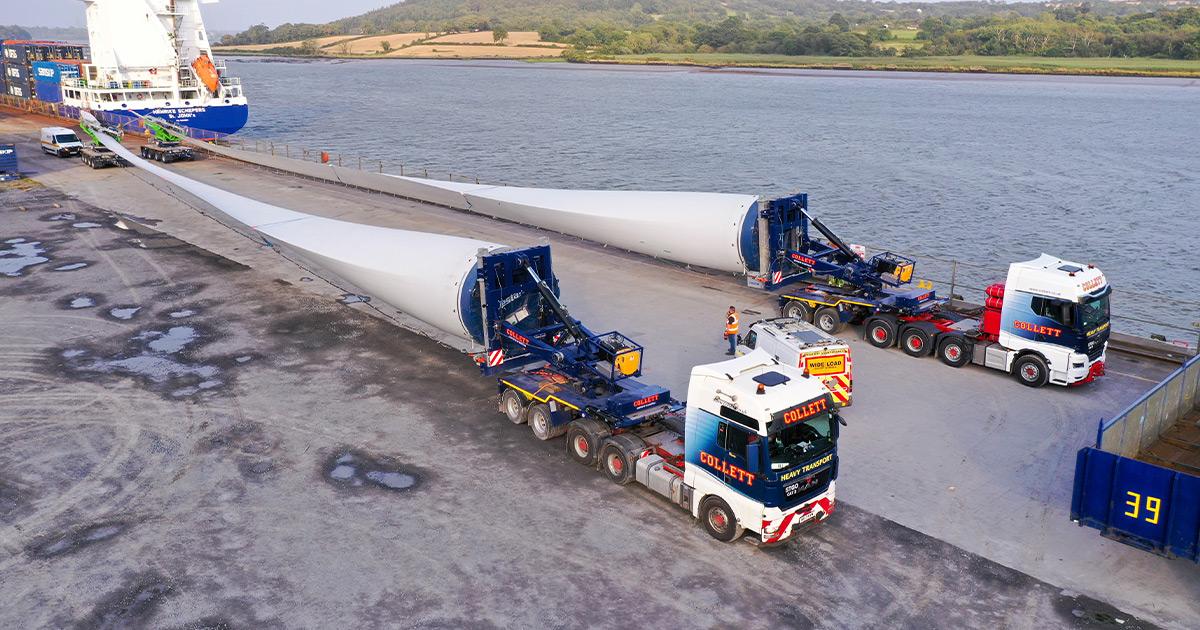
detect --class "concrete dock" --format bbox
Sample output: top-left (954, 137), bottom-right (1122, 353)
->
top-left (1, 110), bottom-right (1195, 628)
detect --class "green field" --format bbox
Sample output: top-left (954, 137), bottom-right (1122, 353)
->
top-left (604, 53), bottom-right (1200, 77)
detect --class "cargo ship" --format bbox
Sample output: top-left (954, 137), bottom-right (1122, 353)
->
top-left (1, 0), bottom-right (247, 136)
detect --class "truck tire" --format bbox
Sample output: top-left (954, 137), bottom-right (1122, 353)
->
top-left (865, 318), bottom-right (895, 348)
top-left (937, 336), bottom-right (970, 368)
top-left (600, 443), bottom-right (635, 485)
top-left (783, 300), bottom-right (812, 322)
top-left (1013, 354), bottom-right (1049, 388)
top-left (566, 419), bottom-right (609, 467)
top-left (700, 496), bottom-right (743, 543)
top-left (900, 327), bottom-right (931, 357)
top-left (528, 403), bottom-right (566, 440)
top-left (499, 389), bottom-right (527, 424)
top-left (814, 307), bottom-right (843, 334)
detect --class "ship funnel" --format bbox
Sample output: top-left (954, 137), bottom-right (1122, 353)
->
top-left (85, 123), bottom-right (502, 344)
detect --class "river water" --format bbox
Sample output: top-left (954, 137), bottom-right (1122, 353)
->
top-left (228, 57), bottom-right (1199, 343)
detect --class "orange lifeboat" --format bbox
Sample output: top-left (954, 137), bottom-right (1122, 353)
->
top-left (191, 54), bottom-right (220, 95)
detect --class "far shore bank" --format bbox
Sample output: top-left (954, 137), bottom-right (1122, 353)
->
top-left (217, 48), bottom-right (1200, 79)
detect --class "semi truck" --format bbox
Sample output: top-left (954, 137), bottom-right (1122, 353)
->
top-left (749, 194), bottom-right (1110, 388)
top-left (79, 114), bottom-right (126, 169)
top-left (87, 121), bottom-right (845, 545)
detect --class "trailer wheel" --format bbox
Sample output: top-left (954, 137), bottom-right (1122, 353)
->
top-left (865, 319), bottom-right (895, 348)
top-left (783, 300), bottom-right (812, 322)
top-left (1013, 355), bottom-right (1049, 388)
top-left (938, 336), bottom-right (970, 368)
top-left (500, 389), bottom-right (527, 425)
top-left (528, 403), bottom-right (565, 440)
top-left (600, 443), bottom-right (635, 485)
top-left (814, 307), bottom-right (843, 334)
top-left (700, 497), bottom-right (743, 543)
top-left (566, 420), bottom-right (608, 467)
top-left (900, 328), bottom-right (931, 357)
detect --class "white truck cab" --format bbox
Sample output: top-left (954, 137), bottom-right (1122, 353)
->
top-left (40, 127), bottom-right (84, 158)
top-left (738, 317), bottom-right (853, 406)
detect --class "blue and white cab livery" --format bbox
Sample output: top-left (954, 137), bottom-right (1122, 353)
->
top-left (997, 254), bottom-right (1110, 386)
top-left (683, 351), bottom-right (841, 544)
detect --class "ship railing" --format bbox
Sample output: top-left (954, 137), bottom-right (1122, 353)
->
top-left (220, 77), bottom-right (241, 86)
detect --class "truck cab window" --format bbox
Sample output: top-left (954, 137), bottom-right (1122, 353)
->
top-left (1031, 296), bottom-right (1074, 326)
top-left (744, 331), bottom-right (757, 349)
top-left (718, 421), bottom-right (751, 459)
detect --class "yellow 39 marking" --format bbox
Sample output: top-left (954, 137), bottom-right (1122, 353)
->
top-left (1124, 491), bottom-right (1163, 525)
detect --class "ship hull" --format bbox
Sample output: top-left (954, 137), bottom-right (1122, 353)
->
top-left (108, 103), bottom-right (248, 136)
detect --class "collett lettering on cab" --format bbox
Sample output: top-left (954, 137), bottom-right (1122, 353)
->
top-left (700, 451), bottom-right (756, 486)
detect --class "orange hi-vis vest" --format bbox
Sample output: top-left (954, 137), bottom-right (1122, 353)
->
top-left (725, 312), bottom-right (739, 336)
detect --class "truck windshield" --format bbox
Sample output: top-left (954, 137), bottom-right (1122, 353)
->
top-left (768, 414), bottom-right (834, 471)
top-left (1079, 292), bottom-right (1109, 330)
top-left (55, 134), bottom-right (79, 143)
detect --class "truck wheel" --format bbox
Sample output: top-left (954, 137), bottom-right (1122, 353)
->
top-left (900, 327), bottom-right (931, 357)
top-left (528, 403), bottom-right (563, 440)
top-left (865, 318), bottom-right (895, 348)
top-left (600, 443), bottom-right (635, 485)
top-left (1013, 355), bottom-right (1049, 388)
top-left (814, 307), bottom-right (843, 334)
top-left (499, 389), bottom-right (527, 424)
top-left (700, 497), bottom-right (743, 543)
top-left (783, 301), bottom-right (812, 322)
top-left (566, 420), bottom-right (608, 467)
top-left (938, 336), bottom-right (970, 368)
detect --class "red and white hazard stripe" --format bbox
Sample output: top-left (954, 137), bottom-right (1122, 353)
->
top-left (771, 270), bottom-right (783, 285)
top-left (486, 349), bottom-right (505, 367)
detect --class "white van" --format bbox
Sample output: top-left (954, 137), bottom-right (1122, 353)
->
top-left (738, 317), bottom-right (854, 406)
top-left (40, 127), bottom-right (84, 158)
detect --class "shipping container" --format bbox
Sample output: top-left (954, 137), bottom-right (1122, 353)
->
top-left (2, 42), bottom-right (27, 64)
top-left (7, 82), bottom-right (31, 99)
top-left (32, 60), bottom-right (81, 84)
top-left (3, 62), bottom-right (29, 84)
top-left (34, 80), bottom-right (62, 103)
top-left (0, 41), bottom-right (88, 66)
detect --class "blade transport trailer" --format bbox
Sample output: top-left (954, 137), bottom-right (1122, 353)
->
top-left (139, 116), bottom-right (195, 163)
top-left (748, 194), bottom-right (1110, 388)
top-left (87, 127), bottom-right (844, 545)
top-left (478, 249), bottom-right (844, 544)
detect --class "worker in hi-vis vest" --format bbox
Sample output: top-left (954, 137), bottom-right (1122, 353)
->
top-left (724, 305), bottom-right (739, 355)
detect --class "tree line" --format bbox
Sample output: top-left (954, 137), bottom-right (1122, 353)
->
top-left (221, 3), bottom-right (1200, 60)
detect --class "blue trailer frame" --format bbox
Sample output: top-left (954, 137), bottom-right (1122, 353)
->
top-left (1071, 353), bottom-right (1200, 562)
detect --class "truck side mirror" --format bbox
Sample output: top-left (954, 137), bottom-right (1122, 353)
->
top-left (746, 441), bottom-right (761, 473)
top-left (836, 413), bottom-right (848, 427)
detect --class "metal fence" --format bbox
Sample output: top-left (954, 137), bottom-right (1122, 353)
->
top-left (228, 135), bottom-right (488, 184)
top-left (1098, 353), bottom-right (1200, 458)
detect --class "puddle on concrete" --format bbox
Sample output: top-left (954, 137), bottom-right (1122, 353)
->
top-left (67, 295), bottom-right (98, 309)
top-left (28, 521), bottom-right (128, 558)
top-left (322, 450), bottom-right (420, 493)
top-left (57, 324), bottom-right (233, 399)
top-left (0, 239), bottom-right (49, 277)
top-left (169, 308), bottom-right (196, 319)
top-left (52, 262), bottom-right (89, 272)
top-left (108, 306), bottom-right (141, 321)
top-left (235, 355), bottom-right (253, 363)
top-left (45, 212), bottom-right (76, 221)
top-left (72, 222), bottom-right (103, 229)
top-left (338, 293), bottom-right (371, 305)
top-left (79, 574), bottom-right (173, 629)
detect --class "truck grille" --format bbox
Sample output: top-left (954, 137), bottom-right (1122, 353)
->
top-left (1087, 340), bottom-right (1106, 361)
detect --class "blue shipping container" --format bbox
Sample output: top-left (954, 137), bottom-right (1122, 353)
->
top-left (1072, 448), bottom-right (1200, 562)
top-left (0, 144), bottom-right (17, 175)
top-left (35, 79), bottom-right (62, 103)
top-left (32, 60), bottom-right (81, 84)
top-left (3, 62), bottom-right (28, 83)
top-left (7, 82), bottom-right (30, 99)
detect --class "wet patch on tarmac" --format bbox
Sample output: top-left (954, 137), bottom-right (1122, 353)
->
top-left (322, 449), bottom-right (422, 493)
top-left (267, 308), bottom-right (369, 353)
top-left (72, 222), bottom-right (104, 229)
top-left (338, 293), bottom-right (371, 305)
top-left (106, 305), bottom-right (143, 321)
top-left (27, 520), bottom-right (130, 559)
top-left (0, 238), bottom-right (50, 277)
top-left (52, 321), bottom-right (252, 399)
top-left (196, 421), bottom-right (280, 482)
top-left (1055, 591), bottom-right (1158, 629)
top-left (76, 573), bottom-right (174, 630)
top-left (52, 261), bottom-right (90, 272)
top-left (43, 212), bottom-right (77, 222)
top-left (152, 282), bottom-right (208, 303)
top-left (57, 293), bottom-right (104, 310)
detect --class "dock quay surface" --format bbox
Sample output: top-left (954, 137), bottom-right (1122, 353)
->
top-left (1, 110), bottom-right (1196, 628)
